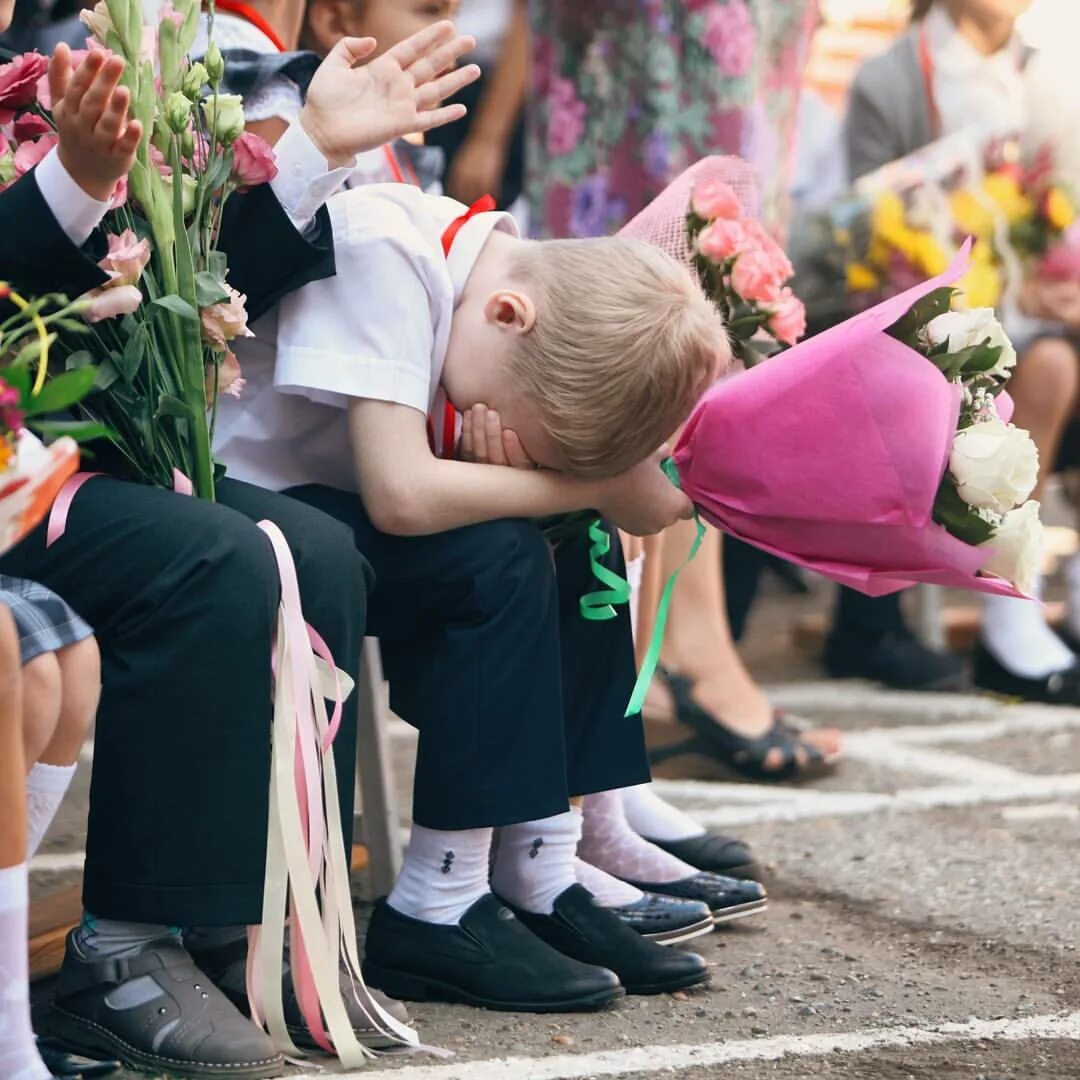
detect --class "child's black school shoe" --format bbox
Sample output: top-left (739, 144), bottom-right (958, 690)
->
top-left (973, 641), bottom-right (1080, 705)
top-left (508, 884), bottom-right (709, 996)
top-left (362, 894), bottom-right (623, 1013)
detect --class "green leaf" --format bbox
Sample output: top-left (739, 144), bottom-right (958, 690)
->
top-left (23, 366), bottom-right (97, 417)
top-left (195, 271), bottom-right (230, 308)
top-left (0, 363), bottom-right (31, 400)
top-left (64, 350), bottom-right (96, 371)
top-left (155, 394), bottom-right (191, 420)
top-left (932, 479), bottom-right (996, 546)
top-left (886, 287), bottom-right (956, 346)
top-left (153, 295), bottom-right (199, 320)
top-left (93, 359), bottom-right (119, 392)
top-left (30, 419), bottom-right (115, 443)
top-left (957, 343), bottom-right (1004, 376)
top-left (116, 330), bottom-right (147, 382)
top-left (208, 250), bottom-right (229, 281)
top-left (50, 318), bottom-right (91, 335)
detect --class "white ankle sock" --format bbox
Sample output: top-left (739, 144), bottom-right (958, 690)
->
top-left (387, 825), bottom-right (492, 926)
top-left (627, 554), bottom-right (644, 642)
top-left (579, 790), bottom-right (697, 885)
top-left (1064, 553), bottom-right (1080, 641)
top-left (490, 810), bottom-right (580, 915)
top-left (25, 761), bottom-right (76, 859)
top-left (0, 863), bottom-right (50, 1080)
top-left (982, 579), bottom-right (1074, 678)
top-left (574, 858), bottom-right (644, 907)
top-left (74, 912), bottom-right (178, 961)
top-left (621, 784), bottom-right (706, 843)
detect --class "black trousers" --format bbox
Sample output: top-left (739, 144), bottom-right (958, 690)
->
top-left (0, 477), bottom-right (370, 926)
top-left (287, 487), bottom-right (651, 831)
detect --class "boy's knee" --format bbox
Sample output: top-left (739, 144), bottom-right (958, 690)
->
top-left (1017, 337), bottom-right (1080, 399)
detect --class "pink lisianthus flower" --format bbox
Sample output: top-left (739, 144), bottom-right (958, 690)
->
top-left (107, 174), bottom-right (128, 209)
top-left (767, 287), bottom-right (807, 346)
top-left (230, 131), bottom-right (277, 189)
top-left (82, 284), bottom-right (143, 322)
top-left (13, 113), bottom-right (52, 141)
top-left (148, 143), bottom-right (172, 178)
top-left (159, 2), bottom-right (184, 27)
top-left (0, 53), bottom-right (50, 109)
top-left (691, 178), bottom-right (742, 221)
top-left (200, 286), bottom-right (253, 350)
top-left (697, 218), bottom-right (746, 262)
top-left (13, 133), bottom-right (58, 177)
top-left (219, 351), bottom-right (244, 398)
top-left (99, 229), bottom-right (151, 287)
top-left (731, 248), bottom-right (783, 304)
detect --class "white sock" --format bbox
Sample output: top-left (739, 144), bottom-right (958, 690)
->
top-left (490, 810), bottom-right (580, 915)
top-left (1064, 553), bottom-right (1080, 641)
top-left (74, 912), bottom-right (178, 960)
top-left (621, 784), bottom-right (706, 843)
top-left (982, 577), bottom-right (1074, 678)
top-left (25, 761), bottom-right (76, 858)
top-left (574, 858), bottom-right (644, 907)
top-left (387, 825), bottom-right (492, 926)
top-left (627, 554), bottom-right (645, 643)
top-left (0, 863), bottom-right (50, 1080)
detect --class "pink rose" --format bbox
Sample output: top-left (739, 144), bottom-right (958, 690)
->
top-left (691, 178), bottom-right (742, 221)
top-left (546, 76), bottom-right (586, 157)
top-left (99, 229), bottom-right (151, 287)
top-left (704, 0), bottom-right (757, 79)
top-left (731, 249), bottom-right (783, 304)
top-left (767, 288), bottom-right (807, 346)
top-left (83, 284), bottom-right (143, 322)
top-left (697, 218), bottom-right (746, 262)
top-left (0, 53), bottom-right (50, 109)
top-left (13, 133), bottom-right (58, 177)
top-left (200, 285), bottom-right (253, 350)
top-left (230, 131), bottom-right (277, 189)
top-left (741, 218), bottom-right (794, 281)
top-left (13, 113), bottom-right (52, 141)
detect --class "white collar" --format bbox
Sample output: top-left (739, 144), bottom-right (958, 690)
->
top-left (924, 6), bottom-right (1023, 76)
top-left (194, 11), bottom-right (280, 57)
top-left (444, 210), bottom-right (519, 306)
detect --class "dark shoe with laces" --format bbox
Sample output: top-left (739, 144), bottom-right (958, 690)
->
top-left (647, 833), bottom-right (761, 881)
top-left (185, 931), bottom-right (409, 1050)
top-left (623, 872), bottom-right (767, 924)
top-left (363, 893), bottom-right (623, 1012)
top-left (47, 931), bottom-right (283, 1079)
top-left (973, 641), bottom-right (1080, 705)
top-left (824, 629), bottom-right (967, 691)
top-left (509, 885), bottom-right (709, 996)
top-left (608, 892), bottom-right (714, 945)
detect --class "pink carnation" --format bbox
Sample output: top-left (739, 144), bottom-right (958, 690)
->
top-left (731, 249), bottom-right (783, 304)
top-left (13, 133), bottom-right (58, 177)
top-left (99, 229), bottom-right (151, 287)
top-left (83, 284), bottom-right (143, 322)
top-left (0, 53), bottom-right (50, 109)
top-left (691, 178), bottom-right (742, 221)
top-left (704, 0), bottom-right (757, 79)
top-left (230, 131), bottom-right (277, 189)
top-left (697, 218), bottom-right (746, 262)
top-left (546, 76), bottom-right (586, 157)
top-left (200, 286), bottom-right (253, 350)
top-left (767, 287), bottom-right (807, 346)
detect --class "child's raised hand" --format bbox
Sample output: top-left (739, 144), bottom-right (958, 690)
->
top-left (595, 448), bottom-right (694, 537)
top-left (301, 22), bottom-right (480, 167)
top-left (459, 404), bottom-right (536, 469)
top-left (50, 44), bottom-right (142, 202)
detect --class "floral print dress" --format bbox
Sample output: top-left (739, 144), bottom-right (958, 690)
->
top-left (526, 0), bottom-right (819, 239)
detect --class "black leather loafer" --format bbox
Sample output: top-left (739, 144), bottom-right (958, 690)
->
top-left (510, 885), bottom-right (709, 996)
top-left (608, 891), bottom-right (714, 945)
top-left (48, 932), bottom-right (283, 1080)
top-left (623, 872), bottom-right (767, 924)
top-left (647, 833), bottom-right (761, 881)
top-left (974, 642), bottom-right (1080, 705)
top-left (363, 894), bottom-right (623, 1012)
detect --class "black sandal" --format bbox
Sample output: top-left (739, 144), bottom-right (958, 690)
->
top-left (646, 666), bottom-right (839, 783)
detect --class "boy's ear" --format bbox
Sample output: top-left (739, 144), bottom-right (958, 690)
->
top-left (304, 0), bottom-right (352, 55)
top-left (483, 290), bottom-right (536, 334)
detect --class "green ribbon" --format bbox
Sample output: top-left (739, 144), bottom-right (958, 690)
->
top-left (579, 519), bottom-right (633, 621)
top-left (624, 458), bottom-right (706, 717)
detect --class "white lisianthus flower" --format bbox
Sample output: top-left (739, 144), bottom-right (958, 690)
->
top-left (926, 308), bottom-right (1017, 379)
top-left (202, 94), bottom-right (246, 147)
top-left (980, 500), bottom-right (1044, 593)
top-left (950, 418), bottom-right (1039, 513)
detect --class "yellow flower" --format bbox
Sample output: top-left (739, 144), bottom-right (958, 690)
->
top-left (872, 191), bottom-right (905, 234)
top-left (846, 263), bottom-right (879, 292)
top-left (911, 231), bottom-right (950, 276)
top-left (1045, 187), bottom-right (1076, 232)
top-left (982, 173), bottom-right (1034, 225)
top-left (956, 262), bottom-right (1003, 310)
top-left (950, 189), bottom-right (996, 239)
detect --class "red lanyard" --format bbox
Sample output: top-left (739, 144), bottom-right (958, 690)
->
top-left (212, 0), bottom-right (288, 52)
top-left (382, 144), bottom-right (420, 188)
top-left (918, 24), bottom-right (942, 140)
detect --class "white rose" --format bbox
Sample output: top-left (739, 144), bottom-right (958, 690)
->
top-left (950, 418), bottom-right (1039, 513)
top-left (980, 500), bottom-right (1044, 593)
top-left (926, 308), bottom-right (1017, 379)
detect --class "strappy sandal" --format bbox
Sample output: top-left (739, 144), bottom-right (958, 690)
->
top-left (645, 666), bottom-right (839, 783)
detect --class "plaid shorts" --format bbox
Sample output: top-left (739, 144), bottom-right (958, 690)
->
top-left (0, 575), bottom-right (93, 665)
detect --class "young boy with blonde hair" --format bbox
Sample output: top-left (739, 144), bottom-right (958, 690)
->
top-left (216, 182), bottom-right (727, 1011)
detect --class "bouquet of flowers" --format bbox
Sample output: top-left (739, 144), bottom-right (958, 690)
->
top-left (0, 0), bottom-right (275, 499)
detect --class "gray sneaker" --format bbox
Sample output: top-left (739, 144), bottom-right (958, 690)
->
top-left (48, 931), bottom-right (284, 1079)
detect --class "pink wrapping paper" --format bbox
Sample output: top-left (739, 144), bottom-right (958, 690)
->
top-left (674, 242), bottom-right (1025, 598)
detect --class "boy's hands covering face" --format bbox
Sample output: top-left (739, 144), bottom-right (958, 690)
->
top-left (594, 449), bottom-right (694, 536)
top-left (50, 44), bottom-right (142, 202)
top-left (458, 404), bottom-right (536, 468)
top-left (301, 21), bottom-right (480, 167)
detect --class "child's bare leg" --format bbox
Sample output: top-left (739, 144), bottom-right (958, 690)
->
top-left (40, 637), bottom-right (99, 766)
top-left (0, 607), bottom-right (26, 866)
top-left (20, 652), bottom-right (61, 770)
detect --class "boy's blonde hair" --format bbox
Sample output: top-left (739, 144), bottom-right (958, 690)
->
top-left (508, 237), bottom-right (729, 478)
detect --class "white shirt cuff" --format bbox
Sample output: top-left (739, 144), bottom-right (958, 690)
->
top-left (33, 148), bottom-right (111, 248)
top-left (269, 122), bottom-right (355, 233)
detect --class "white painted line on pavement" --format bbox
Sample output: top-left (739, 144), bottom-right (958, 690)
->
top-left (766, 683), bottom-right (1012, 716)
top-left (1001, 802), bottom-right (1080, 822)
top-left (840, 734), bottom-right (1030, 784)
top-left (30, 851), bottom-right (85, 873)
top-left (342, 1011), bottom-right (1080, 1080)
top-left (877, 711), bottom-right (1080, 745)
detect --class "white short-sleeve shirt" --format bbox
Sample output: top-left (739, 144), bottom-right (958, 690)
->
top-left (213, 184), bottom-right (517, 492)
